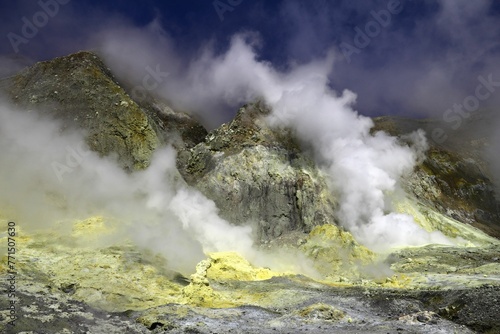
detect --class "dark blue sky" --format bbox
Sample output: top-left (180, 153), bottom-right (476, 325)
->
top-left (1, 0), bottom-right (500, 121)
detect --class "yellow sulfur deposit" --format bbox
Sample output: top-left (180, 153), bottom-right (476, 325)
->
top-left (1, 214), bottom-right (307, 311)
top-left (181, 258), bottom-right (232, 308)
top-left (181, 251), bottom-right (290, 308)
top-left (300, 224), bottom-right (375, 280)
top-left (1, 216), bottom-right (185, 312)
top-left (4, 211), bottom-right (498, 316)
top-left (394, 197), bottom-right (500, 246)
top-left (206, 251), bottom-right (285, 281)
top-left (71, 216), bottom-right (112, 238)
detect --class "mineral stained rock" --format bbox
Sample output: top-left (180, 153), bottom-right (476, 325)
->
top-left (179, 101), bottom-right (338, 241)
top-left (2, 217), bottom-right (499, 333)
top-left (7, 51), bottom-right (157, 170)
top-left (5, 51), bottom-right (206, 171)
top-left (134, 96), bottom-right (207, 152)
top-left (373, 114), bottom-right (500, 239)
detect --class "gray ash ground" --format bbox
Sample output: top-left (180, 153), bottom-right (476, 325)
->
top-left (3, 274), bottom-right (498, 333)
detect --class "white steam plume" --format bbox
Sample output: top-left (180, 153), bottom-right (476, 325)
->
top-left (0, 101), bottom-right (254, 275)
top-left (92, 30), bottom-right (452, 251)
top-left (213, 36), bottom-right (451, 251)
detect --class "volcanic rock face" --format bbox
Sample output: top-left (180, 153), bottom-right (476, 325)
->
top-left (5, 51), bottom-right (498, 242)
top-left (5, 51), bottom-right (206, 171)
top-left (7, 51), bottom-right (159, 170)
top-left (133, 96), bottom-right (208, 152)
top-left (3, 51), bottom-right (338, 241)
top-left (178, 101), bottom-right (338, 241)
top-left (373, 115), bottom-right (500, 239)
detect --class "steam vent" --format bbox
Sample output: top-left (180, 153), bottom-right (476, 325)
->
top-left (1, 51), bottom-right (499, 333)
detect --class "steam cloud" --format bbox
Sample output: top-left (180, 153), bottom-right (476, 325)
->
top-left (92, 26), bottom-right (452, 251)
top-left (0, 101), bottom-right (255, 275)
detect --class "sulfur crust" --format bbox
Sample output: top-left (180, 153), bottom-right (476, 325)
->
top-left (1, 210), bottom-right (499, 312)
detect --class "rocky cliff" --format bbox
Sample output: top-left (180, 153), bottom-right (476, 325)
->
top-left (178, 101), bottom-right (338, 241)
top-left (3, 51), bottom-right (340, 242)
top-left (373, 115), bottom-right (500, 239)
top-left (5, 51), bottom-right (206, 171)
top-left (4, 51), bottom-right (498, 244)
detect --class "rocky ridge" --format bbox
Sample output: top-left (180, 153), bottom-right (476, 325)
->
top-left (5, 51), bottom-right (206, 171)
top-left (373, 115), bottom-right (500, 239)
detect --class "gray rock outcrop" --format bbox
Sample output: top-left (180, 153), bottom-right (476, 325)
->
top-left (5, 51), bottom-right (206, 171)
top-left (3, 51), bottom-right (499, 242)
top-left (373, 115), bottom-right (500, 239)
top-left (178, 101), bottom-right (338, 241)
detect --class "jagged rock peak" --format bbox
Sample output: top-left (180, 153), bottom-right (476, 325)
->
top-left (5, 50), bottom-right (207, 171)
top-left (6, 51), bottom-right (158, 170)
